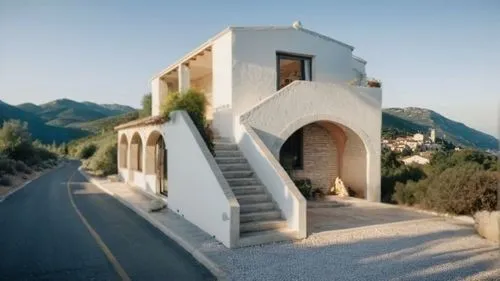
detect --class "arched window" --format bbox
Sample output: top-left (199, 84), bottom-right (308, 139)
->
top-left (130, 133), bottom-right (143, 172)
top-left (119, 134), bottom-right (128, 168)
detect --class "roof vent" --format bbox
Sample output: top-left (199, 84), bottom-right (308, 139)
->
top-left (292, 21), bottom-right (303, 29)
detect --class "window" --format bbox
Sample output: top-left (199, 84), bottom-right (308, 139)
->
top-left (280, 128), bottom-right (304, 169)
top-left (276, 53), bottom-right (312, 90)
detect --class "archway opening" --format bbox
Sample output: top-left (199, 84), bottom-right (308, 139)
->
top-left (130, 133), bottom-right (143, 172)
top-left (145, 131), bottom-right (168, 195)
top-left (279, 121), bottom-right (367, 199)
top-left (119, 134), bottom-right (128, 168)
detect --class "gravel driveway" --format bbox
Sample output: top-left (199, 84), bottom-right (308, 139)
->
top-left (204, 211), bottom-right (500, 280)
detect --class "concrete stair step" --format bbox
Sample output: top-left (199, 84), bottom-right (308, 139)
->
top-left (238, 229), bottom-right (299, 248)
top-left (227, 177), bottom-right (260, 186)
top-left (213, 138), bottom-right (233, 144)
top-left (240, 202), bottom-right (275, 213)
top-left (231, 185), bottom-right (265, 195)
top-left (240, 210), bottom-right (282, 223)
top-left (235, 193), bottom-right (269, 204)
top-left (214, 143), bottom-right (238, 150)
top-left (222, 170), bottom-right (254, 179)
top-left (218, 163), bottom-right (251, 171)
top-left (240, 219), bottom-right (288, 233)
top-left (215, 150), bottom-right (242, 157)
top-left (215, 157), bottom-right (247, 164)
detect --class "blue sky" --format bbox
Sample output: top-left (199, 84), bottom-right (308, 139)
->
top-left (0, 0), bottom-right (499, 137)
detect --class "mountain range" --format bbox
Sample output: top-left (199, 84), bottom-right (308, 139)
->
top-left (0, 99), bottom-right (136, 144)
top-left (17, 99), bottom-right (135, 127)
top-left (0, 98), bottom-right (497, 150)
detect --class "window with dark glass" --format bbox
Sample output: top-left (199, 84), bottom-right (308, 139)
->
top-left (276, 53), bottom-right (312, 90)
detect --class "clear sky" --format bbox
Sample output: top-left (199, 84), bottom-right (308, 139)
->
top-left (0, 0), bottom-right (499, 137)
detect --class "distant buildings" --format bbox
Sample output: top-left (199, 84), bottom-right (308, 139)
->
top-left (382, 128), bottom-right (441, 152)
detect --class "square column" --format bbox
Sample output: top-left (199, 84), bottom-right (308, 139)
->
top-left (178, 64), bottom-right (191, 93)
top-left (151, 77), bottom-right (169, 116)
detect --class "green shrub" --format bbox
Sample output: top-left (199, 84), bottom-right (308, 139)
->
top-left (161, 89), bottom-right (213, 154)
top-left (0, 156), bottom-right (16, 175)
top-left (14, 161), bottom-right (29, 173)
top-left (0, 176), bottom-right (11, 186)
top-left (78, 143), bottom-right (97, 159)
top-left (420, 163), bottom-right (498, 215)
top-left (393, 181), bottom-right (419, 205)
top-left (0, 120), bottom-right (35, 162)
top-left (294, 178), bottom-right (313, 199)
top-left (84, 142), bottom-right (117, 176)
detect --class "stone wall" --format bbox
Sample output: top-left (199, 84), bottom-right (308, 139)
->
top-left (292, 123), bottom-right (338, 194)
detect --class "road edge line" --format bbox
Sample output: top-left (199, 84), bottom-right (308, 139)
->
top-left (0, 162), bottom-right (65, 203)
top-left (77, 167), bottom-right (228, 281)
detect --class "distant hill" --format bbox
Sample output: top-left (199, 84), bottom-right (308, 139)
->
top-left (383, 107), bottom-right (499, 150)
top-left (17, 99), bottom-right (135, 127)
top-left (0, 100), bottom-right (88, 144)
top-left (68, 111), bottom-right (140, 133)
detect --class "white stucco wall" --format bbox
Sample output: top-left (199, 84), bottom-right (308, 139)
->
top-left (211, 31), bottom-right (234, 139)
top-left (352, 57), bottom-right (366, 79)
top-left (165, 111), bottom-right (239, 247)
top-left (231, 28), bottom-right (357, 137)
top-left (240, 81), bottom-right (382, 202)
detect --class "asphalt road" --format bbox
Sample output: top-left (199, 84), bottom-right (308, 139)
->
top-left (0, 161), bottom-right (214, 281)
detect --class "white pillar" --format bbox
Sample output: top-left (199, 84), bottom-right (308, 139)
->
top-left (151, 77), bottom-right (169, 116)
top-left (178, 64), bottom-right (190, 93)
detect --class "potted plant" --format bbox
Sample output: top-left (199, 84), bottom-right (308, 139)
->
top-left (311, 188), bottom-right (324, 200)
top-left (367, 79), bottom-right (381, 88)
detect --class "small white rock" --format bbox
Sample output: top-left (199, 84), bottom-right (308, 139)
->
top-left (148, 198), bottom-right (166, 212)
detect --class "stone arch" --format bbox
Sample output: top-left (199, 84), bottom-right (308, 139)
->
top-left (119, 134), bottom-right (128, 168)
top-left (276, 114), bottom-right (372, 199)
top-left (130, 132), bottom-right (143, 171)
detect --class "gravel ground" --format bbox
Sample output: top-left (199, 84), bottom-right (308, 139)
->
top-left (203, 218), bottom-right (500, 281)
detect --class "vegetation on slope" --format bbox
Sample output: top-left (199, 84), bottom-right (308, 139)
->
top-left (382, 147), bottom-right (499, 215)
top-left (0, 100), bottom-right (88, 144)
top-left (0, 120), bottom-right (60, 187)
top-left (70, 94), bottom-right (150, 176)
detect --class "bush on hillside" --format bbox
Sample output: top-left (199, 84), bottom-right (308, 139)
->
top-left (161, 89), bottom-right (213, 153)
top-left (140, 93), bottom-right (152, 118)
top-left (381, 148), bottom-right (426, 202)
top-left (420, 163), bottom-right (498, 215)
top-left (14, 161), bottom-right (31, 174)
top-left (78, 143), bottom-right (97, 159)
top-left (0, 120), bottom-right (34, 162)
top-left (83, 142), bottom-right (117, 176)
top-left (0, 155), bottom-right (16, 175)
top-left (0, 176), bottom-right (11, 186)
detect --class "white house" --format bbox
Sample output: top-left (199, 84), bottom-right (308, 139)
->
top-left (402, 155), bottom-right (430, 165)
top-left (114, 23), bottom-right (382, 248)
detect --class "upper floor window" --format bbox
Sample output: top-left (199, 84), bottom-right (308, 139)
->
top-left (276, 52), bottom-right (312, 90)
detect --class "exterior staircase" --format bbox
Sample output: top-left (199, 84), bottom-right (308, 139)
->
top-left (214, 138), bottom-right (296, 247)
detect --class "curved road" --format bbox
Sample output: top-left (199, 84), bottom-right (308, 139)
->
top-left (0, 162), bottom-right (214, 281)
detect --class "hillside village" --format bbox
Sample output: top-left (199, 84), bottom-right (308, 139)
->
top-left (381, 128), bottom-right (461, 164)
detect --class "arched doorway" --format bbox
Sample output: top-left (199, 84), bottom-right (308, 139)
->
top-left (279, 121), bottom-right (367, 198)
top-left (119, 134), bottom-right (128, 168)
top-left (145, 131), bottom-right (167, 195)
